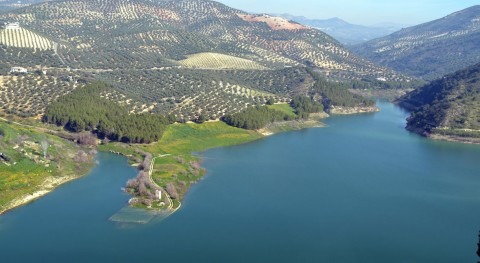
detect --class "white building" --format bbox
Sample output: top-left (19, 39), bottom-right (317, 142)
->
top-left (10, 67), bottom-right (28, 74)
top-left (5, 22), bottom-right (20, 30)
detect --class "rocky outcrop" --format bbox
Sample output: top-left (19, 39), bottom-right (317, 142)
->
top-left (329, 106), bottom-right (379, 115)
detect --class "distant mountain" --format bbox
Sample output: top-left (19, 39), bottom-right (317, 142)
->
top-left (398, 62), bottom-right (480, 141)
top-left (276, 14), bottom-right (401, 45)
top-left (353, 5), bottom-right (480, 80)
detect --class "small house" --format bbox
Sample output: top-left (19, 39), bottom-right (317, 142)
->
top-left (5, 22), bottom-right (20, 30)
top-left (10, 67), bottom-right (28, 74)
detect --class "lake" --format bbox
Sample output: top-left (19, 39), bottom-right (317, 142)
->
top-left (1, 101), bottom-right (480, 262)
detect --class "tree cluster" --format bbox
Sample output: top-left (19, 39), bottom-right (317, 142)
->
top-left (401, 62), bottom-right (480, 133)
top-left (290, 96), bottom-right (323, 119)
top-left (223, 105), bottom-right (294, 130)
top-left (125, 151), bottom-right (162, 206)
top-left (306, 69), bottom-right (375, 108)
top-left (43, 82), bottom-right (172, 143)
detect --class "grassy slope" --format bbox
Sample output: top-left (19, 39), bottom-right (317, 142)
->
top-left (145, 121), bottom-right (262, 154)
top-left (268, 103), bottom-right (297, 118)
top-left (145, 122), bottom-right (262, 202)
top-left (0, 121), bottom-right (94, 212)
top-left (99, 122), bottom-right (262, 207)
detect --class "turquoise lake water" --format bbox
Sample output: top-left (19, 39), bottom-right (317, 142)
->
top-left (1, 102), bottom-right (480, 262)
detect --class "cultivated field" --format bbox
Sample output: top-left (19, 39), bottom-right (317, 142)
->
top-left (0, 28), bottom-right (53, 50)
top-left (178, 52), bottom-right (268, 70)
top-left (0, 74), bottom-right (79, 117)
top-left (95, 68), bottom-right (297, 121)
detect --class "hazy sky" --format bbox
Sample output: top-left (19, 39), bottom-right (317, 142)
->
top-left (216, 0), bottom-right (479, 26)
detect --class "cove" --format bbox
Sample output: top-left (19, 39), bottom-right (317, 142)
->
top-left (1, 101), bottom-right (480, 262)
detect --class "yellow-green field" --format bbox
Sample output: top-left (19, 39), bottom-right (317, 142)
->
top-left (178, 52), bottom-right (269, 70)
top-left (0, 28), bottom-right (53, 50)
top-left (101, 121), bottom-right (262, 205)
top-left (268, 103), bottom-right (297, 118)
top-left (0, 121), bottom-right (94, 213)
top-left (145, 121), bottom-right (262, 154)
top-left (145, 122), bottom-right (262, 200)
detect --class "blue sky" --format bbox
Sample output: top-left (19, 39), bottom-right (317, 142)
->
top-left (216, 0), bottom-right (479, 26)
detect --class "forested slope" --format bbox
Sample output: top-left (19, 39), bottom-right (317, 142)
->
top-left (398, 62), bottom-right (480, 139)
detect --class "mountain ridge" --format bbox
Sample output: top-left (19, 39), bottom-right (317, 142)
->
top-left (353, 5), bottom-right (480, 80)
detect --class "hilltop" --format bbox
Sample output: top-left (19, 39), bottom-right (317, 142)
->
top-left (398, 62), bottom-right (480, 142)
top-left (353, 5), bottom-right (480, 80)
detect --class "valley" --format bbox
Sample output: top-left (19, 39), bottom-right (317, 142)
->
top-left (0, 0), bottom-right (479, 249)
top-left (276, 14), bottom-right (402, 45)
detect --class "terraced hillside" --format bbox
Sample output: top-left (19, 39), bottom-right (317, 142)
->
top-left (0, 73), bottom-right (80, 117)
top-left (398, 62), bottom-right (480, 140)
top-left (354, 5), bottom-right (480, 80)
top-left (0, 27), bottom-right (53, 50)
top-left (0, 46), bottom-right (60, 72)
top-left (0, 0), bottom-right (404, 81)
top-left (178, 52), bottom-right (268, 70)
top-left (95, 67), bottom-right (300, 121)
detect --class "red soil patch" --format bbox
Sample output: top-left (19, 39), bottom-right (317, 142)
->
top-left (238, 14), bottom-right (309, 31)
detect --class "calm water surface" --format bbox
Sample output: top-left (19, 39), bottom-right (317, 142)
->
top-left (1, 102), bottom-right (480, 262)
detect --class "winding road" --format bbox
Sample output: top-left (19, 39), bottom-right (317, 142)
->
top-left (148, 154), bottom-right (180, 211)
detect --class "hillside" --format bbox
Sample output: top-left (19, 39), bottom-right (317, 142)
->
top-left (353, 5), bottom-right (480, 80)
top-left (178, 52), bottom-right (268, 69)
top-left (0, 73), bottom-right (78, 117)
top-left (0, 0), bottom-right (407, 121)
top-left (0, 118), bottom-right (95, 214)
top-left (277, 14), bottom-right (400, 45)
top-left (0, 0), bottom-right (404, 77)
top-left (398, 62), bottom-right (480, 141)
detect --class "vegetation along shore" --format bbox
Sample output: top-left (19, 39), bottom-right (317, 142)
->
top-left (0, 79), bottom-right (375, 215)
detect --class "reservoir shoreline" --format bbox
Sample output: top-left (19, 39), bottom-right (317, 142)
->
top-left (0, 105), bottom-right (374, 215)
top-left (2, 101), bottom-right (480, 262)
